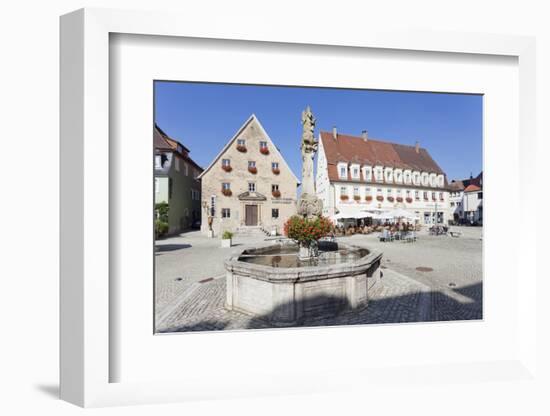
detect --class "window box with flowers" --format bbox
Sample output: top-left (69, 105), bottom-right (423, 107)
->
top-left (340, 194), bottom-right (349, 201)
top-left (272, 167), bottom-right (280, 175)
top-left (365, 195), bottom-right (373, 202)
top-left (272, 189), bottom-right (281, 198)
top-left (406, 197), bottom-right (413, 203)
top-left (353, 195), bottom-right (361, 202)
top-left (260, 146), bottom-right (270, 155)
top-left (221, 164), bottom-right (232, 172)
top-left (387, 196), bottom-right (395, 202)
top-left (376, 195), bottom-right (384, 202)
top-left (396, 196), bottom-right (403, 203)
top-left (236, 144), bottom-right (247, 153)
top-left (221, 187), bottom-right (232, 196)
top-left (248, 166), bottom-right (257, 174)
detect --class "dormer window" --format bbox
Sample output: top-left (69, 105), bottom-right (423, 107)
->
top-left (338, 163), bottom-right (348, 179)
top-left (350, 164), bottom-right (360, 180)
top-left (363, 167), bottom-right (372, 181)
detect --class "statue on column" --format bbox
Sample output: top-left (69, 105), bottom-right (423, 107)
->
top-left (297, 106), bottom-right (323, 219)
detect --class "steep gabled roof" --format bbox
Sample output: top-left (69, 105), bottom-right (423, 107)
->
top-left (154, 124), bottom-right (203, 171)
top-left (319, 131), bottom-right (445, 177)
top-left (197, 114), bottom-right (300, 184)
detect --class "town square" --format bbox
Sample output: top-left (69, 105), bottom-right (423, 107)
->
top-left (154, 82), bottom-right (483, 333)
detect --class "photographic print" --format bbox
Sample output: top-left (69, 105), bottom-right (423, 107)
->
top-left (153, 82), bottom-right (483, 333)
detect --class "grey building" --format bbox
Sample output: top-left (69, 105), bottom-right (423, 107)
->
top-left (154, 125), bottom-right (203, 235)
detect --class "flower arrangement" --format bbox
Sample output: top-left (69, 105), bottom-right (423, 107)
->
top-left (396, 196), bottom-right (403, 203)
top-left (284, 215), bottom-right (332, 246)
top-left (365, 195), bottom-right (373, 202)
top-left (353, 195), bottom-right (361, 201)
top-left (260, 146), bottom-right (270, 155)
top-left (272, 167), bottom-right (280, 175)
top-left (248, 166), bottom-right (257, 174)
top-left (272, 190), bottom-right (281, 198)
top-left (340, 194), bottom-right (349, 201)
top-left (236, 144), bottom-right (247, 153)
top-left (406, 197), bottom-right (413, 203)
top-left (387, 196), bottom-right (395, 202)
top-left (221, 164), bottom-right (232, 172)
top-left (376, 195), bottom-right (384, 202)
top-left (221, 188), bottom-right (232, 196)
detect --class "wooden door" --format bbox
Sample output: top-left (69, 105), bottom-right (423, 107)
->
top-left (245, 205), bottom-right (258, 226)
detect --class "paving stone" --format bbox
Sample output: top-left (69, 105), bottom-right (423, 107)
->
top-left (155, 228), bottom-right (483, 332)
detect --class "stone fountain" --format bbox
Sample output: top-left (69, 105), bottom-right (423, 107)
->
top-left (224, 107), bottom-right (382, 326)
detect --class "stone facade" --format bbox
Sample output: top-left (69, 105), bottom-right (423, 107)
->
top-left (199, 115), bottom-right (299, 236)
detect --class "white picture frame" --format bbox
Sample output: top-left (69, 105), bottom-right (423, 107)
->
top-left (60, 8), bottom-right (539, 408)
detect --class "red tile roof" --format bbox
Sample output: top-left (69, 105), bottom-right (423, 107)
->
top-left (464, 184), bottom-right (481, 192)
top-left (154, 125), bottom-right (203, 171)
top-left (320, 131), bottom-right (446, 183)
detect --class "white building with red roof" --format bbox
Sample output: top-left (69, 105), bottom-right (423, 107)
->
top-left (448, 172), bottom-right (483, 224)
top-left (315, 128), bottom-right (451, 225)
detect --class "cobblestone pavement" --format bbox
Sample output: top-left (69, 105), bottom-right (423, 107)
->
top-left (155, 227), bottom-right (483, 332)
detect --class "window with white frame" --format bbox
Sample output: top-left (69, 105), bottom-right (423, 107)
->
top-left (351, 165), bottom-right (360, 179)
top-left (248, 182), bottom-right (256, 192)
top-left (237, 139), bottom-right (245, 146)
top-left (155, 155), bottom-right (162, 169)
top-left (175, 157), bottom-right (180, 172)
top-left (364, 167), bottom-right (372, 181)
top-left (340, 186), bottom-right (347, 195)
top-left (339, 165), bottom-right (347, 179)
top-left (155, 178), bottom-right (159, 193)
top-left (222, 158), bottom-right (230, 167)
top-left (353, 187), bottom-right (359, 195)
top-left (272, 162), bottom-right (279, 170)
top-left (184, 162), bottom-right (189, 176)
top-left (222, 182), bottom-right (230, 190)
top-left (221, 208), bottom-right (230, 218)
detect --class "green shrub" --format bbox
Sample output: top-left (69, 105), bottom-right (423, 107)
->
top-left (222, 231), bottom-right (233, 240)
top-left (155, 220), bottom-right (169, 238)
top-left (155, 202), bottom-right (169, 223)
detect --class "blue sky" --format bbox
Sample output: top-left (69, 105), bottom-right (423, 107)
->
top-left (154, 81), bottom-right (482, 181)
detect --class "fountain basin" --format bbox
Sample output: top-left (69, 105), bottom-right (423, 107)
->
top-left (224, 241), bottom-right (383, 325)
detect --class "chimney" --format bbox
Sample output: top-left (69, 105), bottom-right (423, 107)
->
top-left (332, 126), bottom-right (338, 140)
top-left (361, 130), bottom-right (368, 142)
top-left (415, 141), bottom-right (420, 154)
